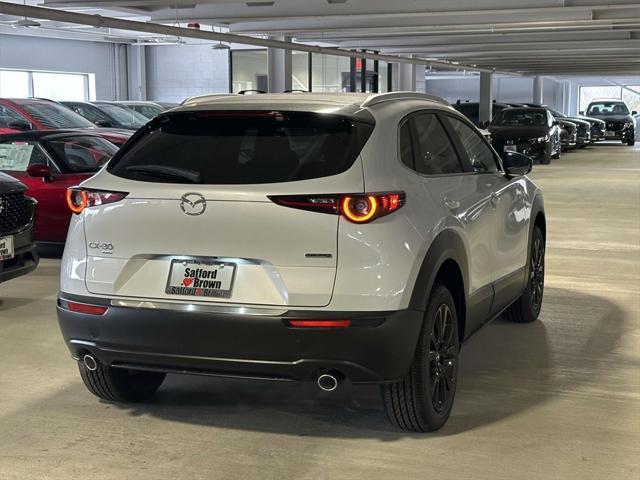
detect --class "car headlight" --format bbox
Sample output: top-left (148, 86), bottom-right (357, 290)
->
top-left (529, 135), bottom-right (549, 143)
top-left (624, 122), bottom-right (633, 128)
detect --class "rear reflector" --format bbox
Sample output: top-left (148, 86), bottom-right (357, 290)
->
top-left (62, 300), bottom-right (108, 316)
top-left (288, 319), bottom-right (351, 328)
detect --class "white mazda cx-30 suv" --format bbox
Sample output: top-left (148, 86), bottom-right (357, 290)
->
top-left (58, 92), bottom-right (546, 432)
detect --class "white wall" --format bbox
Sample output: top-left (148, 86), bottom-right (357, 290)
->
top-left (145, 45), bottom-right (229, 102)
top-left (563, 75), bottom-right (640, 115)
top-left (0, 33), bottom-right (126, 100)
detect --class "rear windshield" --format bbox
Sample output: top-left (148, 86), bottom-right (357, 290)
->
top-left (492, 109), bottom-right (546, 126)
top-left (108, 111), bottom-right (374, 184)
top-left (97, 104), bottom-right (148, 129)
top-left (21, 102), bottom-right (96, 129)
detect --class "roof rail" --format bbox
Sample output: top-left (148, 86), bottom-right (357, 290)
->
top-left (361, 92), bottom-right (450, 108)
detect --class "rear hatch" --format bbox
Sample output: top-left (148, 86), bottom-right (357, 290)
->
top-left (81, 110), bottom-right (374, 307)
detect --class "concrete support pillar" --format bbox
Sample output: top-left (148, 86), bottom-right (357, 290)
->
top-left (398, 59), bottom-right (416, 91)
top-left (267, 36), bottom-right (292, 93)
top-left (562, 81), bottom-right (571, 114)
top-left (533, 75), bottom-right (544, 104)
top-left (479, 71), bottom-right (493, 125)
top-left (127, 45), bottom-right (146, 101)
top-left (415, 62), bottom-right (426, 93)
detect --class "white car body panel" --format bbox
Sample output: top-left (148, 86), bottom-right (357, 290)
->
top-left (60, 92), bottom-right (540, 314)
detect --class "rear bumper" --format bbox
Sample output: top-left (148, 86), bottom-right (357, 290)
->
top-left (56, 293), bottom-right (424, 384)
top-left (0, 226), bottom-right (39, 284)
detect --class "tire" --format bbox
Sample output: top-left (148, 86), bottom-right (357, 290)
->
top-left (627, 138), bottom-right (635, 146)
top-left (551, 146), bottom-right (561, 160)
top-left (381, 285), bottom-right (459, 432)
top-left (78, 359), bottom-right (165, 402)
top-left (503, 226), bottom-right (545, 324)
top-left (541, 146), bottom-right (552, 164)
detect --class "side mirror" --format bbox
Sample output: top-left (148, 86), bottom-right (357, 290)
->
top-left (7, 120), bottom-right (33, 131)
top-left (503, 151), bottom-right (532, 178)
top-left (27, 164), bottom-right (53, 179)
top-left (94, 119), bottom-right (114, 128)
top-left (632, 111), bottom-right (638, 116)
top-left (480, 120), bottom-right (490, 128)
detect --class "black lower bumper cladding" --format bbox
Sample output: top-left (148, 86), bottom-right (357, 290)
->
top-left (57, 293), bottom-right (424, 384)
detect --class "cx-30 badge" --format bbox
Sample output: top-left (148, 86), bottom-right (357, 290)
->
top-left (180, 193), bottom-right (207, 216)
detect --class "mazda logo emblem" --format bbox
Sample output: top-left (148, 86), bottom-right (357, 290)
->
top-left (180, 192), bottom-right (206, 216)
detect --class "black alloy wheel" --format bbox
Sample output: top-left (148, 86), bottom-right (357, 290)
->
top-left (381, 285), bottom-right (459, 431)
top-left (529, 234), bottom-right (545, 311)
top-left (429, 303), bottom-right (457, 414)
top-left (503, 225), bottom-right (545, 323)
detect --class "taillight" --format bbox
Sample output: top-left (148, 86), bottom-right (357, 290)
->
top-left (269, 192), bottom-right (405, 224)
top-left (66, 188), bottom-right (128, 215)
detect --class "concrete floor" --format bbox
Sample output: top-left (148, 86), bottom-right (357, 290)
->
top-left (1, 142), bottom-right (638, 480)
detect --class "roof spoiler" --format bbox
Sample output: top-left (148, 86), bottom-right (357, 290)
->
top-left (361, 92), bottom-right (450, 108)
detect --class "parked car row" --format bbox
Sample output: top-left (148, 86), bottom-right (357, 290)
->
top-left (0, 98), bottom-right (169, 135)
top-left (454, 98), bottom-right (636, 163)
top-left (0, 97), bottom-right (175, 253)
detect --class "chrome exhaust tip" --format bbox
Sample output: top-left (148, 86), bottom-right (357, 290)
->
top-left (83, 354), bottom-right (98, 371)
top-left (317, 373), bottom-right (339, 392)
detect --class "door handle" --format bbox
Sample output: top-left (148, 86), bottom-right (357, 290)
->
top-left (490, 192), bottom-right (500, 207)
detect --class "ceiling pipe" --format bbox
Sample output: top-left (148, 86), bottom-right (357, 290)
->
top-left (0, 1), bottom-right (521, 76)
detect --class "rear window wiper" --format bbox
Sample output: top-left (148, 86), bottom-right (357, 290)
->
top-left (125, 165), bottom-right (201, 183)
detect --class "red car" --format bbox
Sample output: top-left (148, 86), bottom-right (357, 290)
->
top-left (0, 130), bottom-right (120, 245)
top-left (0, 98), bottom-right (133, 146)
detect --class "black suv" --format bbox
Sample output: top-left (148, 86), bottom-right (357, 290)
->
top-left (488, 107), bottom-right (561, 164)
top-left (0, 172), bottom-right (38, 284)
top-left (453, 100), bottom-right (512, 127)
top-left (582, 100), bottom-right (636, 146)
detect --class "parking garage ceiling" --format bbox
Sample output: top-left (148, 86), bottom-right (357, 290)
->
top-left (2, 0), bottom-right (640, 75)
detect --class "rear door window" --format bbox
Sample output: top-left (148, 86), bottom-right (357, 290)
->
top-left (0, 105), bottom-right (29, 129)
top-left (46, 136), bottom-right (118, 173)
top-left (0, 141), bottom-right (50, 172)
top-left (399, 120), bottom-right (414, 170)
top-left (411, 112), bottom-right (463, 175)
top-left (445, 116), bottom-right (499, 173)
top-left (108, 111), bottom-right (374, 184)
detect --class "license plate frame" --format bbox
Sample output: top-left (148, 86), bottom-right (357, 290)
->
top-left (0, 235), bottom-right (14, 261)
top-left (165, 259), bottom-right (236, 299)
top-left (503, 145), bottom-right (517, 152)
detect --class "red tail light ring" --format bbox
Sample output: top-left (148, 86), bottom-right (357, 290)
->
top-left (269, 192), bottom-right (405, 224)
top-left (66, 188), bottom-right (128, 215)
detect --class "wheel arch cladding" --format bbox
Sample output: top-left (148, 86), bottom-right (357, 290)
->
top-left (533, 203), bottom-right (546, 240)
top-left (408, 230), bottom-right (468, 344)
top-left (523, 194), bottom-right (546, 291)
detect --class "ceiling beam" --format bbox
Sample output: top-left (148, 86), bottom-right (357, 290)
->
top-left (0, 1), bottom-right (520, 75)
top-left (381, 39), bottom-right (640, 55)
top-left (292, 21), bottom-right (640, 41)
top-left (333, 30), bottom-right (637, 48)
